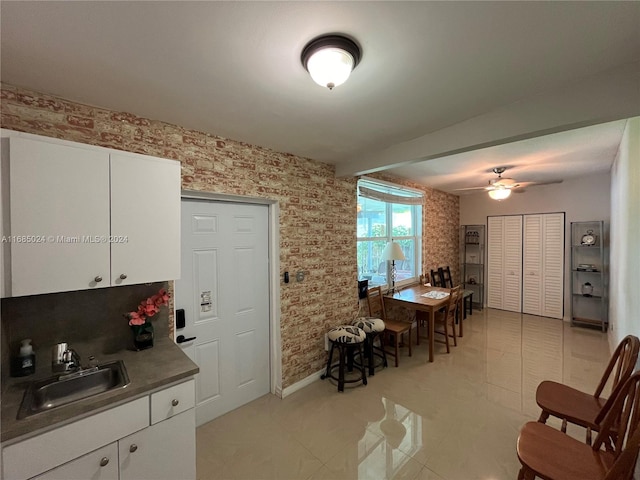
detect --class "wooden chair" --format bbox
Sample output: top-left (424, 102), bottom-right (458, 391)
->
top-left (517, 371), bottom-right (640, 480)
top-left (419, 272), bottom-right (430, 285)
top-left (366, 286), bottom-right (412, 367)
top-left (438, 266), bottom-right (453, 287)
top-left (536, 335), bottom-right (640, 444)
top-left (430, 269), bottom-right (443, 287)
top-left (432, 285), bottom-right (461, 353)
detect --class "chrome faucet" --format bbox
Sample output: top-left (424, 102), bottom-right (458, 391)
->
top-left (52, 343), bottom-right (81, 373)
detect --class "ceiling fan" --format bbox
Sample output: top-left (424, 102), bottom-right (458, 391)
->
top-left (455, 167), bottom-right (562, 200)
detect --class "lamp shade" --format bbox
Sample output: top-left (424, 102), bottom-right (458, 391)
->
top-left (488, 187), bottom-right (512, 200)
top-left (381, 241), bottom-right (406, 261)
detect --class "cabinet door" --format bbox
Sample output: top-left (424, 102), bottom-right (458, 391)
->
top-left (9, 137), bottom-right (110, 296)
top-left (110, 153), bottom-right (180, 285)
top-left (119, 409), bottom-right (195, 480)
top-left (32, 443), bottom-right (118, 480)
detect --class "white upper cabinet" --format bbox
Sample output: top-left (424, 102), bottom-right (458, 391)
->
top-left (110, 153), bottom-right (180, 286)
top-left (2, 132), bottom-right (180, 297)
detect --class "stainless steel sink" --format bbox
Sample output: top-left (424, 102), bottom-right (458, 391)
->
top-left (18, 360), bottom-right (129, 419)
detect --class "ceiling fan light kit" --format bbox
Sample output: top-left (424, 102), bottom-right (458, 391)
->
top-left (488, 187), bottom-right (512, 200)
top-left (301, 34), bottom-right (361, 90)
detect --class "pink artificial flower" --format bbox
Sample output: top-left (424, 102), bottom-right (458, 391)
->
top-left (125, 288), bottom-right (172, 327)
top-left (128, 312), bottom-right (146, 326)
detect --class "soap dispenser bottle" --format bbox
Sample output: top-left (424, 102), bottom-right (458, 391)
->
top-left (11, 339), bottom-right (36, 377)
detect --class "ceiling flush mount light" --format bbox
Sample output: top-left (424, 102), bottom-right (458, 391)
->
top-left (488, 186), bottom-right (512, 201)
top-left (301, 34), bottom-right (361, 90)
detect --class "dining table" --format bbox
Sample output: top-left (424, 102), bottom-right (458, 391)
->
top-left (384, 284), bottom-right (451, 363)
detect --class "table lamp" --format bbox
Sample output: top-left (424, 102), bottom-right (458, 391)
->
top-left (382, 241), bottom-right (406, 294)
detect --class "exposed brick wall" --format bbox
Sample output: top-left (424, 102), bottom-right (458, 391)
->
top-left (1, 83), bottom-right (459, 388)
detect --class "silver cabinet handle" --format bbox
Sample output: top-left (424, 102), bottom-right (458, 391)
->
top-left (129, 444), bottom-right (138, 453)
top-left (100, 457), bottom-right (109, 467)
top-left (172, 399), bottom-right (179, 407)
top-left (94, 275), bottom-right (103, 282)
top-left (120, 274), bottom-right (127, 280)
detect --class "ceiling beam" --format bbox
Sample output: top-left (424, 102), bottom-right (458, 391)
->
top-left (336, 62), bottom-right (640, 178)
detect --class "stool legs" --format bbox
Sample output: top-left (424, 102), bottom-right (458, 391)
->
top-left (321, 340), bottom-right (367, 392)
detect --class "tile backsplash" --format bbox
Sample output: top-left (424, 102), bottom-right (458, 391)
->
top-left (1, 282), bottom-right (169, 383)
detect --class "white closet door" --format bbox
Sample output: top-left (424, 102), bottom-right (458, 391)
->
top-left (541, 213), bottom-right (564, 319)
top-left (523, 215), bottom-right (543, 315)
top-left (503, 216), bottom-right (523, 312)
top-left (487, 216), bottom-right (504, 309)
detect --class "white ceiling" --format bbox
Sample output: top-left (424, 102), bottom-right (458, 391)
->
top-left (1, 2), bottom-right (639, 193)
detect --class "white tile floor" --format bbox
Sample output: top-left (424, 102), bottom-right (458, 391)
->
top-left (196, 308), bottom-right (611, 480)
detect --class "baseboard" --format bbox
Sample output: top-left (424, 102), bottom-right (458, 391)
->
top-left (281, 368), bottom-right (324, 398)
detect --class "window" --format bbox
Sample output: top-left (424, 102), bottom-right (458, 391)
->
top-left (357, 178), bottom-right (423, 288)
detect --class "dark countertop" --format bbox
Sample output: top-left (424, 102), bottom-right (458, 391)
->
top-left (1, 336), bottom-right (199, 444)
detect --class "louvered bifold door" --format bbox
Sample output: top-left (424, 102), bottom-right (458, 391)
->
top-left (523, 215), bottom-right (543, 316)
top-left (503, 216), bottom-right (523, 312)
top-left (487, 216), bottom-right (505, 309)
top-left (541, 213), bottom-right (564, 319)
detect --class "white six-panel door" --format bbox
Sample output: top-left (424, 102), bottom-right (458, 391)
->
top-left (175, 199), bottom-right (270, 426)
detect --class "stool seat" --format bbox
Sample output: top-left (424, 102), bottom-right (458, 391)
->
top-left (327, 325), bottom-right (366, 343)
top-left (351, 317), bottom-right (385, 333)
top-left (322, 325), bottom-right (367, 392)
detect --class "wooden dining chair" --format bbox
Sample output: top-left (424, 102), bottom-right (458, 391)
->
top-left (432, 285), bottom-right (460, 353)
top-left (536, 334), bottom-right (640, 444)
top-left (438, 266), bottom-right (454, 288)
top-left (430, 269), bottom-right (443, 287)
top-left (419, 272), bottom-right (430, 285)
top-left (517, 371), bottom-right (640, 480)
top-left (366, 286), bottom-right (412, 367)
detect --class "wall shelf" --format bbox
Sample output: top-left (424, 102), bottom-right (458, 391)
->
top-left (460, 224), bottom-right (485, 309)
top-left (570, 221), bottom-right (608, 331)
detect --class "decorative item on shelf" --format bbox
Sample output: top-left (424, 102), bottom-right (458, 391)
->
top-left (125, 288), bottom-right (170, 351)
top-left (581, 229), bottom-right (597, 246)
top-left (468, 276), bottom-right (477, 285)
top-left (577, 264), bottom-right (598, 272)
top-left (581, 282), bottom-right (594, 297)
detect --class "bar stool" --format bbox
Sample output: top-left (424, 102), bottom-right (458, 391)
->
top-left (321, 325), bottom-right (367, 392)
top-left (351, 317), bottom-right (388, 376)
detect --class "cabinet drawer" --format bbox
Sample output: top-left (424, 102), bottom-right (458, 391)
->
top-left (32, 442), bottom-right (118, 480)
top-left (150, 380), bottom-right (195, 425)
top-left (2, 397), bottom-right (148, 480)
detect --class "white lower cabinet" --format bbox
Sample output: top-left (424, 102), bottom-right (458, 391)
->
top-left (119, 410), bottom-right (195, 480)
top-left (1, 379), bottom-right (195, 480)
top-left (32, 443), bottom-right (119, 480)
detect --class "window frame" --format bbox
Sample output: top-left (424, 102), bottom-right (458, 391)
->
top-left (356, 178), bottom-right (423, 290)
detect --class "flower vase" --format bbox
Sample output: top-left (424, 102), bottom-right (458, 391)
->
top-left (132, 322), bottom-right (154, 350)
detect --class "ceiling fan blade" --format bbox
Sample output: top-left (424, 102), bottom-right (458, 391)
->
top-left (452, 186), bottom-right (490, 191)
top-left (518, 180), bottom-right (564, 188)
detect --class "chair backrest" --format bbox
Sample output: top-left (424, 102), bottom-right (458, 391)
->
top-left (593, 372), bottom-right (640, 476)
top-left (366, 286), bottom-right (387, 320)
top-left (438, 266), bottom-right (454, 288)
top-left (444, 285), bottom-right (461, 319)
top-left (604, 423), bottom-right (640, 480)
top-left (431, 269), bottom-right (443, 287)
top-left (594, 335), bottom-right (640, 423)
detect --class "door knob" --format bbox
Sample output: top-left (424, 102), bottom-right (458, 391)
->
top-left (129, 444), bottom-right (138, 453)
top-left (176, 335), bottom-right (196, 344)
top-left (94, 275), bottom-right (103, 283)
top-left (100, 457), bottom-right (109, 467)
top-left (120, 273), bottom-right (127, 280)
